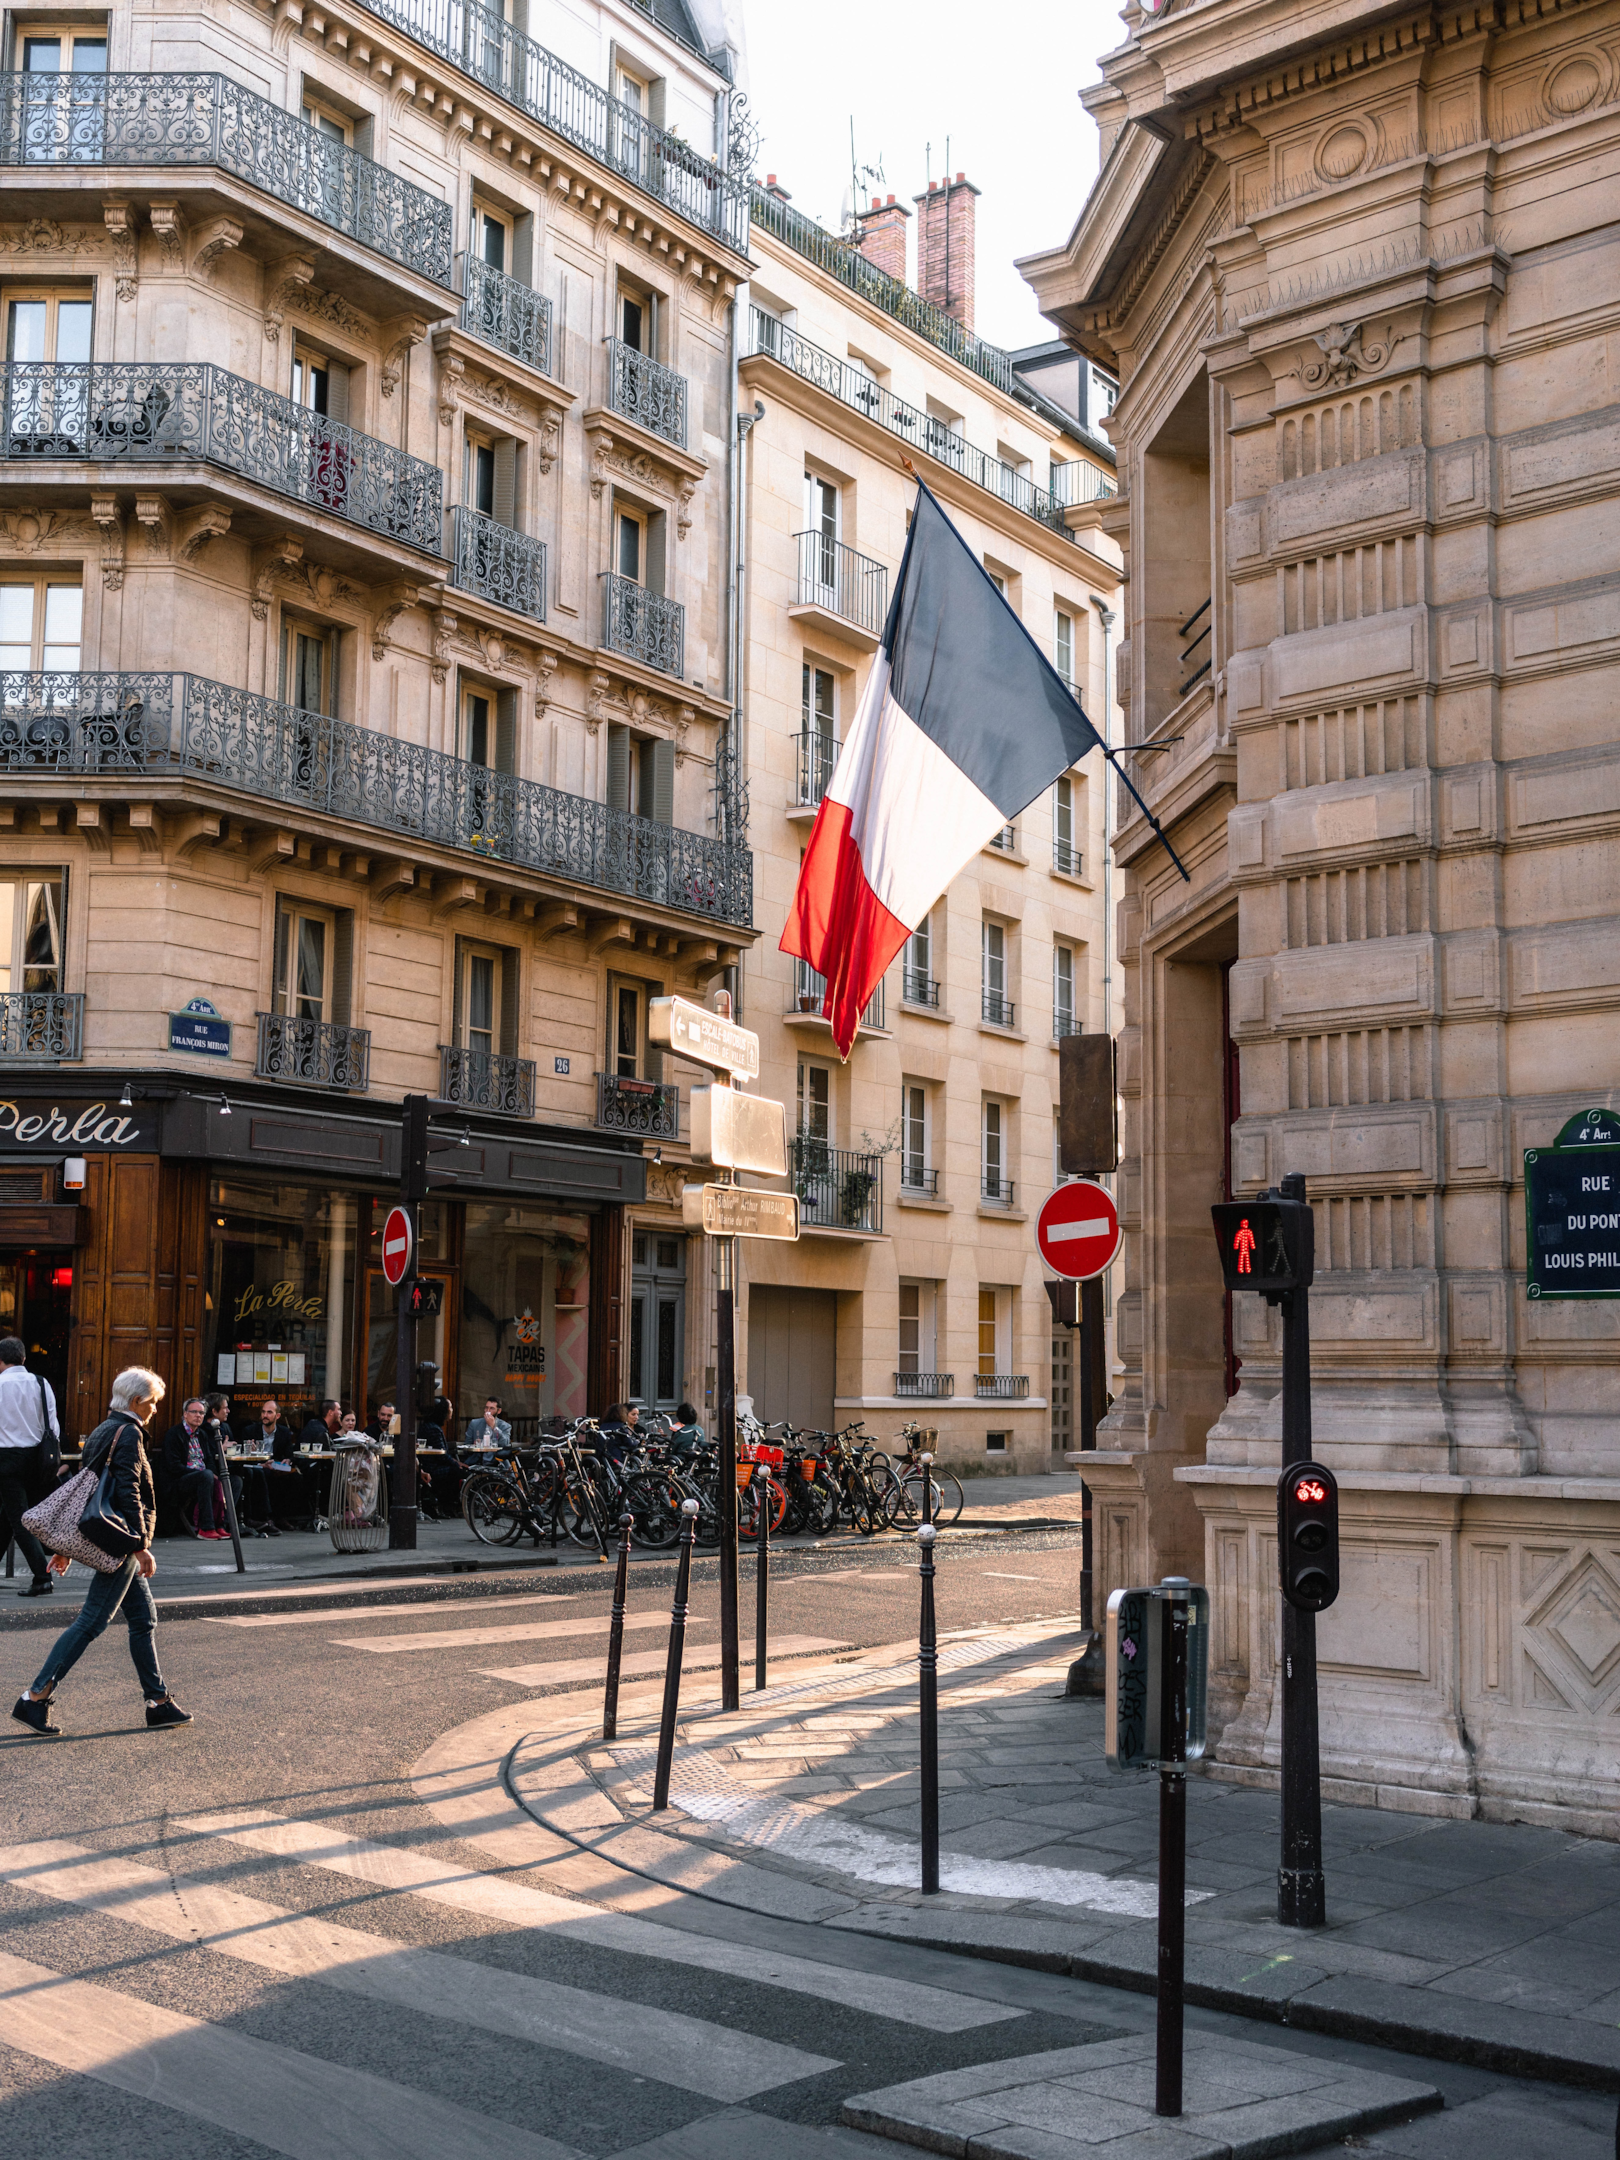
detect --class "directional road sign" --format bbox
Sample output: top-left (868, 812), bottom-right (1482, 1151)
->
top-left (690, 1086), bottom-right (787, 1175)
top-left (649, 994), bottom-right (759, 1080)
top-left (1037, 1179), bottom-right (1121, 1280)
top-left (381, 1205), bottom-right (414, 1286)
top-left (682, 1184), bottom-right (800, 1240)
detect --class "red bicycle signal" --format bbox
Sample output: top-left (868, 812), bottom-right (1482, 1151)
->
top-left (1294, 1476), bottom-right (1328, 1504)
top-left (381, 1205), bottom-right (414, 1287)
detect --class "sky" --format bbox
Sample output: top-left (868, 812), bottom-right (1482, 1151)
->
top-left (736, 0), bottom-right (1127, 353)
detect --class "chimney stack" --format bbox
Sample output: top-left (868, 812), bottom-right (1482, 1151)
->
top-left (913, 171), bottom-right (979, 331)
top-left (763, 173), bottom-right (791, 202)
top-left (855, 192), bottom-right (910, 284)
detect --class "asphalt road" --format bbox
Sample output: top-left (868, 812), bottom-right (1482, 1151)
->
top-left (2, 1532), bottom-right (1613, 2159)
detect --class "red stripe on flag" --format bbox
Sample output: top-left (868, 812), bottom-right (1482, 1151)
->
top-left (779, 798), bottom-right (909, 1058)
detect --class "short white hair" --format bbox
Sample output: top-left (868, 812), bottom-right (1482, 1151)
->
top-left (110, 1367), bottom-right (165, 1413)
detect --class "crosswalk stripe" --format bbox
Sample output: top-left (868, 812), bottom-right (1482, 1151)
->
top-left (331, 1611), bottom-right (698, 1653)
top-left (209, 1594), bottom-right (583, 1629)
top-left (0, 1947), bottom-right (581, 2160)
top-left (478, 1634), bottom-right (848, 1688)
top-left (0, 1840), bottom-right (838, 2102)
top-left (177, 1808), bottom-right (1023, 2033)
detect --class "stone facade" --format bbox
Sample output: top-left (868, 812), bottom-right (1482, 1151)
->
top-left (1023, 0), bottom-right (1620, 1829)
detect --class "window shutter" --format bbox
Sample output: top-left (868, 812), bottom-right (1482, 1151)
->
top-left (330, 908), bottom-right (354, 1026)
top-left (324, 360), bottom-right (350, 426)
top-left (451, 935), bottom-right (466, 1046)
top-left (493, 437), bottom-right (517, 529)
top-left (646, 509), bottom-right (666, 597)
top-left (352, 113), bottom-right (375, 160)
top-left (606, 722), bottom-right (630, 811)
top-left (640, 736), bottom-right (674, 826)
top-left (494, 687), bottom-right (518, 775)
top-left (272, 905), bottom-right (290, 1017)
top-left (499, 946), bottom-right (519, 1057)
top-left (512, 211), bottom-right (534, 286)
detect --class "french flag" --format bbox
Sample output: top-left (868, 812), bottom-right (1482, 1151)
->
top-left (782, 482), bottom-right (1115, 1057)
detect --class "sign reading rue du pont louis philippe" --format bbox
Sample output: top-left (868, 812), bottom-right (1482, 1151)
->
top-left (1525, 1107), bottom-right (1620, 1299)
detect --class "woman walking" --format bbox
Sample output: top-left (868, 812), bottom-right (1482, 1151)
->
top-left (11, 1366), bottom-right (192, 1735)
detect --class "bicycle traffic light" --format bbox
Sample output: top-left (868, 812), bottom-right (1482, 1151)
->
top-left (1278, 1462), bottom-right (1339, 1612)
top-left (1211, 1195), bottom-right (1313, 1295)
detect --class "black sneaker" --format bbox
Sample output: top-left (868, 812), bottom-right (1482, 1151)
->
top-left (19, 1576), bottom-right (52, 1598)
top-left (11, 1694), bottom-right (59, 1735)
top-left (146, 1697), bottom-right (194, 1729)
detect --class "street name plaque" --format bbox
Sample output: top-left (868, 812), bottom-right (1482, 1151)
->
top-left (1525, 1106), bottom-right (1620, 1300)
top-left (649, 995), bottom-right (759, 1080)
top-left (682, 1184), bottom-right (800, 1240)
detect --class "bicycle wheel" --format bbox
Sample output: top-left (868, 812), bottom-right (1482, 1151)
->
top-left (936, 1470), bottom-right (965, 1524)
top-left (738, 1474), bottom-right (788, 1540)
top-left (462, 1471), bottom-right (526, 1546)
top-left (624, 1471), bottom-right (682, 1548)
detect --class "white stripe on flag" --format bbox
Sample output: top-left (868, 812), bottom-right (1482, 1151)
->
top-left (1047, 1219), bottom-right (1111, 1242)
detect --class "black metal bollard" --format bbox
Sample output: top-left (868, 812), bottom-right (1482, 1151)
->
top-left (754, 1462), bottom-right (771, 1691)
top-left (920, 1450), bottom-right (934, 1530)
top-left (1155, 1587), bottom-right (1191, 2118)
top-left (918, 1522), bottom-right (940, 1894)
top-left (651, 1497), bottom-right (700, 1811)
top-left (602, 1508), bottom-right (634, 1742)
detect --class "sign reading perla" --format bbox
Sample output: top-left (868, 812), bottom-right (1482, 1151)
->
top-left (1525, 1107), bottom-right (1620, 1300)
top-left (0, 1098), bottom-right (152, 1150)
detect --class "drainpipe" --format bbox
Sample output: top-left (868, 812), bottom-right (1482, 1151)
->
top-left (1091, 599), bottom-right (1116, 1042)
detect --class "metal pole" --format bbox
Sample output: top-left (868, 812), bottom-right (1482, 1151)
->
top-left (1278, 1259), bottom-right (1325, 1929)
top-left (918, 1522), bottom-right (940, 1894)
top-left (920, 1449), bottom-right (933, 1529)
top-left (652, 1497), bottom-right (700, 1811)
top-left (5, 1531), bottom-right (14, 1577)
top-left (603, 1507), bottom-right (633, 1742)
top-left (753, 1461), bottom-right (770, 1690)
top-left (390, 1095), bottom-right (428, 1553)
top-left (1155, 1586), bottom-right (1189, 2118)
top-left (220, 1456), bottom-right (245, 1575)
top-left (716, 1231), bottom-right (739, 1711)
top-left (1079, 1276), bottom-right (1102, 1632)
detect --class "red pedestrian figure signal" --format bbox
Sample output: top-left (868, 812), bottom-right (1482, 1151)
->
top-left (1233, 1218), bottom-right (1255, 1274)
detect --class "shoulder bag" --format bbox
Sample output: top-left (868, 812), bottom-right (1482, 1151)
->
top-left (18, 1421), bottom-right (133, 1574)
top-left (78, 1419), bottom-right (145, 1558)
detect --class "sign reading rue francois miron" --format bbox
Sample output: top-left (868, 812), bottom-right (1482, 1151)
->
top-left (1525, 1107), bottom-right (1620, 1299)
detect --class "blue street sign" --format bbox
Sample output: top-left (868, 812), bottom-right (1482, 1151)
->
top-left (169, 997), bottom-right (231, 1059)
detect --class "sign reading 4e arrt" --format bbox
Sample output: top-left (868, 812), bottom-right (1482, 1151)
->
top-left (1525, 1106), bottom-right (1620, 1299)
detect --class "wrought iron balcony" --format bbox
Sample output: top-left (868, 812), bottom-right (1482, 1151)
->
top-left (795, 727), bottom-right (838, 808)
top-left (791, 1137), bottom-right (882, 1234)
top-left (451, 506), bottom-right (546, 622)
top-left (596, 1072), bottom-right (678, 1138)
top-left (1053, 1007), bottom-right (1082, 1041)
top-left (989, 824), bottom-right (1016, 852)
top-left (793, 531), bottom-right (887, 637)
top-left (982, 989), bottom-right (1016, 1028)
top-left (460, 254), bottom-right (550, 373)
top-left (975, 1372), bottom-right (1030, 1399)
top-left (349, 0), bottom-right (748, 249)
top-left (1052, 836), bottom-right (1084, 876)
top-left (600, 572), bottom-right (684, 678)
top-left (606, 338), bottom-right (687, 447)
top-left (791, 959), bottom-right (883, 1032)
top-left (0, 989), bottom-right (83, 1060)
top-left (981, 1173), bottom-right (1016, 1208)
top-left (438, 1043), bottom-right (535, 1117)
top-left (0, 671), bottom-right (753, 929)
top-left (894, 1371), bottom-right (954, 1399)
top-left (748, 310), bottom-right (1077, 538)
top-left (0, 72), bottom-right (454, 286)
top-left (899, 1164), bottom-right (939, 1196)
top-left (1, 362), bottom-right (444, 555)
top-left (901, 968), bottom-right (940, 1009)
top-left (256, 1011), bottom-right (370, 1091)
top-left (1049, 459), bottom-right (1114, 508)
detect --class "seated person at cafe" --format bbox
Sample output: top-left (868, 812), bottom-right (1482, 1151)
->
top-left (207, 1391), bottom-right (275, 1536)
top-left (240, 1397), bottom-right (308, 1527)
top-left (598, 1402), bottom-right (639, 1465)
top-left (300, 1399), bottom-right (343, 1452)
top-left (416, 1364), bottom-right (452, 1445)
top-left (463, 1397), bottom-right (512, 1453)
top-left (159, 1397), bottom-right (229, 1538)
top-left (668, 1402), bottom-right (705, 1456)
top-left (365, 1401), bottom-right (399, 1442)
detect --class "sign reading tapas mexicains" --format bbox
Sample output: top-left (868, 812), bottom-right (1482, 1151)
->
top-left (649, 995), bottom-right (760, 1080)
top-left (0, 1098), bottom-right (153, 1150)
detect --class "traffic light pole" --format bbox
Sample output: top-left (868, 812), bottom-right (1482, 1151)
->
top-left (390, 1093), bottom-right (428, 1552)
top-left (1277, 1176), bottom-right (1325, 1927)
top-left (716, 1229), bottom-right (740, 1712)
top-left (1078, 1276), bottom-right (1103, 1631)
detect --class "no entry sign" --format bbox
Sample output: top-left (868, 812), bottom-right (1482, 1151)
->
top-left (381, 1205), bottom-right (414, 1287)
top-left (1037, 1179), bottom-right (1121, 1280)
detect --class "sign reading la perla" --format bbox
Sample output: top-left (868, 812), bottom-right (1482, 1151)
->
top-left (0, 1098), bottom-right (154, 1150)
top-left (1525, 1106), bottom-right (1620, 1300)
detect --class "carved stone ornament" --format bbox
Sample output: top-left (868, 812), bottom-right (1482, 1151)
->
top-left (175, 505), bottom-right (231, 563)
top-left (437, 349), bottom-right (466, 428)
top-left (591, 434), bottom-right (674, 504)
top-left (464, 373), bottom-right (524, 421)
top-left (585, 669), bottom-right (613, 733)
top-left (292, 286), bottom-right (369, 339)
top-left (372, 581), bottom-right (427, 661)
top-left (431, 608), bottom-right (458, 687)
top-left (534, 649), bottom-right (559, 717)
top-left (677, 479), bottom-right (697, 543)
top-left (148, 199), bottom-right (185, 271)
top-left (381, 316), bottom-right (429, 400)
top-left (0, 509), bottom-right (95, 553)
top-left (537, 414), bottom-right (561, 477)
top-left (191, 216), bottom-right (243, 280)
top-left (251, 534), bottom-right (304, 621)
top-left (103, 200), bottom-right (137, 302)
top-left (1299, 319), bottom-right (1393, 390)
top-left (263, 255), bottom-right (316, 346)
top-left (91, 494), bottom-right (124, 591)
top-left (134, 494), bottom-right (170, 557)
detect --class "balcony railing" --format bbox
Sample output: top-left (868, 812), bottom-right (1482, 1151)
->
top-left (982, 989), bottom-right (1015, 1028)
top-left (347, 0), bottom-right (748, 250)
top-left (989, 824), bottom-right (1016, 852)
top-left (439, 1043), bottom-right (535, 1117)
top-left (1048, 459), bottom-right (1114, 508)
top-left (460, 254), bottom-right (551, 373)
top-left (596, 1072), bottom-right (678, 1137)
top-left (1053, 837), bottom-right (1083, 876)
top-left (981, 1173), bottom-right (1016, 1207)
top-left (795, 727), bottom-right (838, 808)
top-left (600, 572), bottom-right (684, 678)
top-left (975, 1372), bottom-right (1030, 1400)
top-left (1, 362), bottom-right (444, 554)
top-left (748, 311), bottom-right (1076, 538)
top-left (0, 672), bottom-right (752, 928)
top-left (899, 1164), bottom-right (938, 1196)
top-left (791, 1137), bottom-right (883, 1234)
top-left (256, 1011), bottom-right (370, 1091)
top-left (0, 71), bottom-right (453, 286)
top-left (1180, 597), bottom-right (1212, 699)
top-left (1053, 1007), bottom-right (1082, 1041)
top-left (895, 1371), bottom-right (954, 1399)
top-left (791, 960), bottom-right (883, 1032)
top-left (901, 968), bottom-right (940, 1009)
top-left (606, 338), bottom-right (687, 448)
top-left (0, 989), bottom-right (83, 1060)
top-left (793, 531), bottom-right (887, 637)
top-left (451, 506), bottom-right (546, 622)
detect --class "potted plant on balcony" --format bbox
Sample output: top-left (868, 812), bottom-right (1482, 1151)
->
top-left (839, 1164), bottom-right (875, 1228)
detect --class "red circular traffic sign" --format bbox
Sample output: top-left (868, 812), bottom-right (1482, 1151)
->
top-left (381, 1205), bottom-right (414, 1287)
top-left (1037, 1179), bottom-right (1121, 1281)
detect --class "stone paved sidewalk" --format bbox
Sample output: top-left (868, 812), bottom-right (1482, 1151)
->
top-left (507, 1620), bottom-right (1620, 2087)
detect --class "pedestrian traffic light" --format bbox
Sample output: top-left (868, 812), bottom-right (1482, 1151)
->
top-left (1210, 1195), bottom-right (1313, 1295)
top-left (1278, 1462), bottom-right (1339, 1612)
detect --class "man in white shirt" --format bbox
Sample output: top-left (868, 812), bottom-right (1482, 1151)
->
top-left (0, 1335), bottom-right (60, 1598)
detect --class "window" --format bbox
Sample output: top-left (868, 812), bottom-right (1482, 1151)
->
top-left (1054, 943), bottom-right (1076, 1038)
top-left (800, 663), bottom-right (836, 803)
top-left (301, 97), bottom-right (351, 144)
top-left (977, 1287), bottom-right (1001, 1378)
top-left (981, 919), bottom-right (1013, 1027)
top-left (612, 981), bottom-right (643, 1079)
top-left (456, 940), bottom-right (516, 1062)
top-left (987, 569), bottom-right (1006, 597)
top-left (0, 577), bottom-right (81, 671)
top-left (903, 916), bottom-right (936, 1007)
top-left (604, 722), bottom-right (671, 821)
top-left (0, 875), bottom-right (65, 993)
top-left (1054, 774), bottom-right (1081, 875)
top-left (797, 1059), bottom-right (831, 1143)
top-left (6, 289), bottom-right (92, 364)
top-left (17, 25), bottom-right (106, 70)
top-left (281, 621), bottom-right (338, 716)
top-left (1055, 608), bottom-right (1075, 688)
top-left (475, 204), bottom-right (509, 273)
top-left (291, 343), bottom-right (349, 422)
top-left (616, 504), bottom-right (645, 583)
top-left (617, 276), bottom-right (658, 358)
top-left (901, 1083), bottom-right (930, 1192)
top-left (615, 62), bottom-right (649, 114)
top-left (274, 903), bottom-right (335, 1023)
top-left (898, 1280), bottom-right (936, 1375)
top-left (986, 1430), bottom-right (1009, 1454)
top-left (989, 820), bottom-right (1016, 853)
top-left (981, 1100), bottom-right (1006, 1203)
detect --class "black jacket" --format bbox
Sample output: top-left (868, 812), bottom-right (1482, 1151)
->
top-left (84, 1415), bottom-right (156, 1550)
top-left (159, 1422), bottom-right (227, 1490)
top-left (298, 1415), bottom-right (336, 1453)
top-left (241, 1419), bottom-right (293, 1457)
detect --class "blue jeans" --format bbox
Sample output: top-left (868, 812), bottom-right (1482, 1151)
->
top-left (30, 1554), bottom-right (165, 1702)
